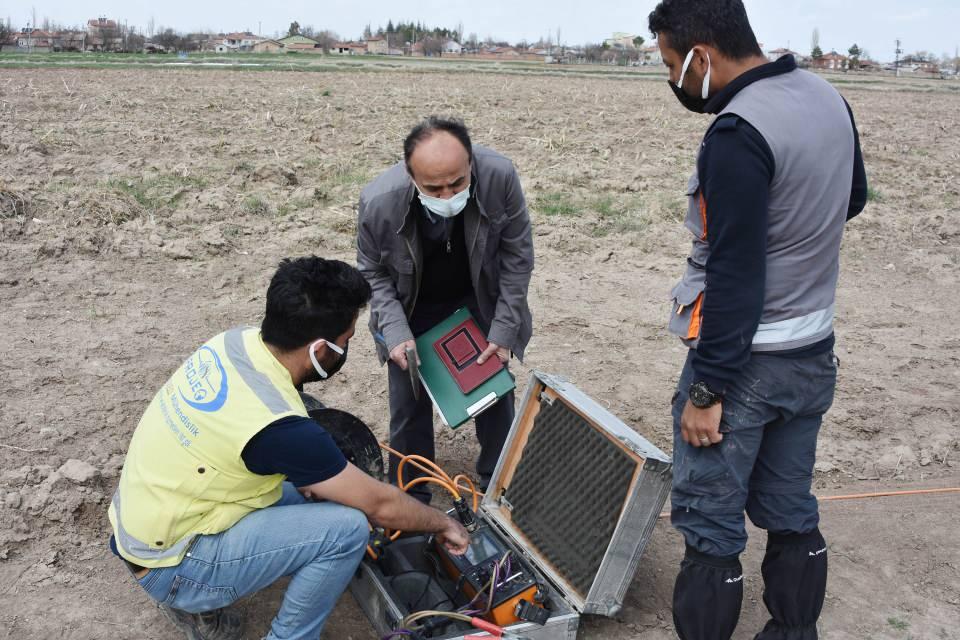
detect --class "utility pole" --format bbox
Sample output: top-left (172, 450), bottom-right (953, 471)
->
top-left (894, 38), bottom-right (902, 77)
top-left (258, 21), bottom-right (261, 38)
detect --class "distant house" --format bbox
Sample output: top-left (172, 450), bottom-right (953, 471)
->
top-left (329, 41), bottom-right (367, 55)
top-left (12, 28), bottom-right (54, 53)
top-left (365, 36), bottom-right (388, 55)
top-left (640, 44), bottom-right (663, 65)
top-left (277, 34), bottom-right (320, 52)
top-left (443, 40), bottom-right (463, 54)
top-left (605, 32), bottom-right (639, 49)
top-left (87, 17), bottom-right (122, 51)
top-left (253, 39), bottom-right (283, 53)
top-left (814, 51), bottom-right (848, 71)
top-left (482, 46), bottom-right (520, 57)
top-left (223, 32), bottom-right (261, 51)
top-left (898, 55), bottom-right (940, 74)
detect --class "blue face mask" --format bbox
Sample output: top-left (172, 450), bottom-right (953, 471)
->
top-left (416, 182), bottom-right (471, 219)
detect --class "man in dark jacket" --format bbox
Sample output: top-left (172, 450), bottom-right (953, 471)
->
top-left (356, 116), bottom-right (534, 501)
top-left (649, 1), bottom-right (867, 638)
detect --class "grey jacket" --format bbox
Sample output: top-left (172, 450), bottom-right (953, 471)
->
top-left (356, 145), bottom-right (534, 365)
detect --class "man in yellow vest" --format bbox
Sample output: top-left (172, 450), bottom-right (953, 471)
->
top-left (108, 256), bottom-right (469, 640)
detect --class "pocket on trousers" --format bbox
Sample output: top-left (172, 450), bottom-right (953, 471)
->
top-left (163, 575), bottom-right (238, 613)
top-left (673, 449), bottom-right (738, 512)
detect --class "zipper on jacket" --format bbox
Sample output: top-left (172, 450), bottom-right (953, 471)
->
top-left (403, 235), bottom-right (420, 318)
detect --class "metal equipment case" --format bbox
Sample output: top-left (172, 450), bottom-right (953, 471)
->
top-left (350, 371), bottom-right (673, 639)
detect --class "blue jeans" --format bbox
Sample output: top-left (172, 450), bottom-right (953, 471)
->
top-left (137, 483), bottom-right (368, 640)
top-left (670, 349), bottom-right (837, 557)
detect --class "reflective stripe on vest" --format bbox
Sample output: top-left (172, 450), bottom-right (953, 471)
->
top-left (111, 490), bottom-right (194, 564)
top-left (752, 304), bottom-right (834, 351)
top-left (224, 327), bottom-right (292, 415)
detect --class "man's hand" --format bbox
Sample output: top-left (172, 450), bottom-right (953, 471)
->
top-left (476, 342), bottom-right (509, 365)
top-left (389, 339), bottom-right (418, 370)
top-left (436, 517), bottom-right (470, 555)
top-left (680, 399), bottom-right (724, 448)
top-left (302, 465), bottom-right (472, 545)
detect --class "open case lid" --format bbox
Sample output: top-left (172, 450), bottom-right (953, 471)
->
top-left (480, 371), bottom-right (672, 616)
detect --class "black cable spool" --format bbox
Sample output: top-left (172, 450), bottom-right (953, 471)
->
top-left (300, 393), bottom-right (385, 481)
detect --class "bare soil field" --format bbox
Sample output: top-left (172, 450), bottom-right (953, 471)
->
top-left (0, 65), bottom-right (958, 639)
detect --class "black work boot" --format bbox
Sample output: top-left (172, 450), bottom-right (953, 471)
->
top-left (673, 546), bottom-right (744, 640)
top-left (754, 528), bottom-right (828, 640)
top-left (158, 603), bottom-right (245, 640)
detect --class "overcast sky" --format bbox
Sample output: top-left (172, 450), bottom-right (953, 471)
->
top-left (8, 0), bottom-right (959, 61)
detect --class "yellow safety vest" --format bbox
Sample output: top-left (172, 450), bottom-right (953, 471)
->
top-left (108, 327), bottom-right (307, 568)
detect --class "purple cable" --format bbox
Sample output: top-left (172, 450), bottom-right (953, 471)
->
top-left (382, 631), bottom-right (411, 640)
top-left (494, 556), bottom-right (513, 590)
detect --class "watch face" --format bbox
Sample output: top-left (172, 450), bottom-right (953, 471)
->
top-left (690, 382), bottom-right (718, 408)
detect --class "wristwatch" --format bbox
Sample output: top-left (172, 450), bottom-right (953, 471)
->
top-left (688, 381), bottom-right (723, 409)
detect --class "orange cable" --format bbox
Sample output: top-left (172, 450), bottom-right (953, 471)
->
top-left (379, 441), bottom-right (482, 499)
top-left (657, 486), bottom-right (960, 519)
top-left (373, 443), bottom-right (487, 542)
top-left (397, 454), bottom-right (454, 489)
top-left (818, 487), bottom-right (960, 501)
top-left (453, 474), bottom-right (479, 511)
top-left (380, 442), bottom-right (451, 482)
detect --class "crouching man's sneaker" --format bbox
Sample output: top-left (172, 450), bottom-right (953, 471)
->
top-left (158, 604), bottom-right (244, 640)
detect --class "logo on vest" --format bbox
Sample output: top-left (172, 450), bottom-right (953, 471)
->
top-left (178, 346), bottom-right (228, 412)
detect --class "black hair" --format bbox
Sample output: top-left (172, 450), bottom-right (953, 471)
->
top-left (649, 0), bottom-right (763, 60)
top-left (261, 256), bottom-right (371, 351)
top-left (403, 116), bottom-right (473, 170)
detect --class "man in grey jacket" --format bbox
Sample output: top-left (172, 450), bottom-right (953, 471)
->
top-left (356, 116), bottom-right (534, 502)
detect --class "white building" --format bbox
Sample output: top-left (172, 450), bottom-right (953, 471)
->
top-left (222, 32), bottom-right (261, 52)
top-left (605, 32), bottom-right (639, 49)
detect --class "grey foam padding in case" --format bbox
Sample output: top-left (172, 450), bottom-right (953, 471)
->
top-left (506, 397), bottom-right (636, 597)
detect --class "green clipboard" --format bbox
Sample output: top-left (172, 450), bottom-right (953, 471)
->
top-left (414, 307), bottom-right (516, 429)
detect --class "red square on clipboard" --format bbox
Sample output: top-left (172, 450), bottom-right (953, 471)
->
top-left (433, 318), bottom-right (503, 394)
top-left (443, 329), bottom-right (479, 367)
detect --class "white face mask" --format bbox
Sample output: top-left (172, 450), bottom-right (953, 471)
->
top-left (678, 47), bottom-right (712, 100)
top-left (416, 182), bottom-right (471, 219)
top-left (308, 339), bottom-right (344, 379)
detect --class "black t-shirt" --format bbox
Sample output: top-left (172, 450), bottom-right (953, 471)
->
top-left (241, 415), bottom-right (348, 487)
